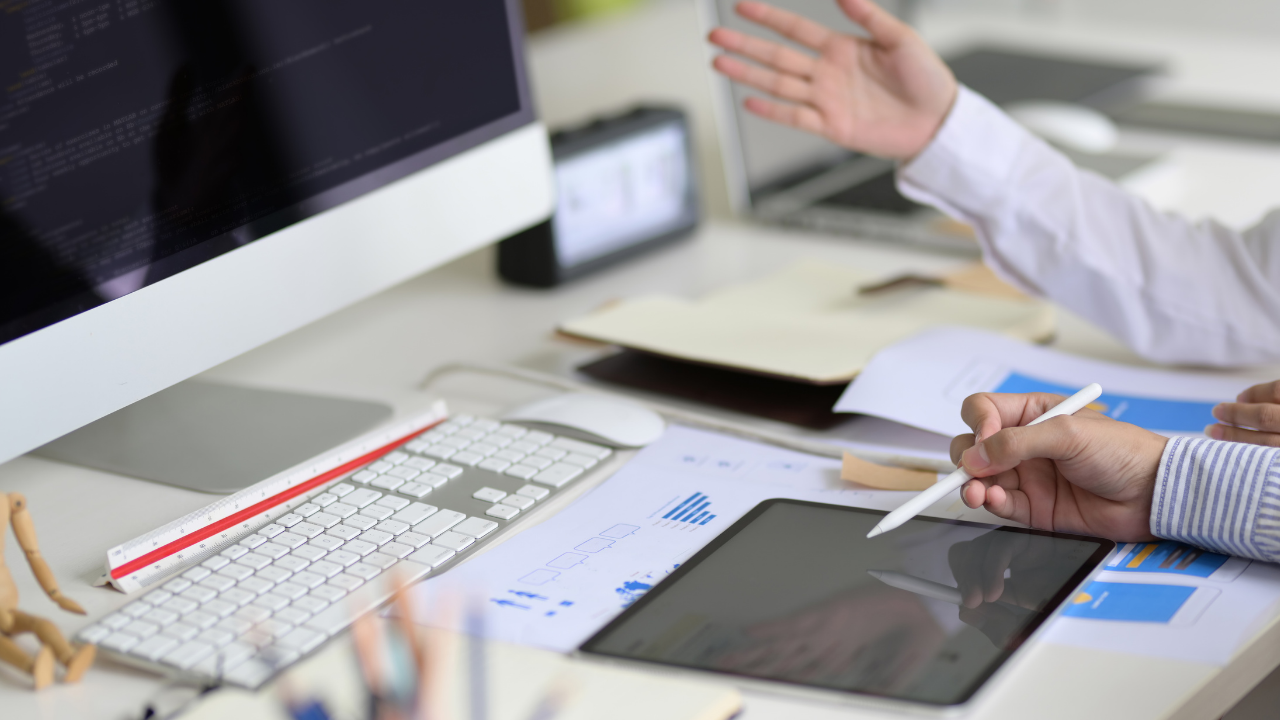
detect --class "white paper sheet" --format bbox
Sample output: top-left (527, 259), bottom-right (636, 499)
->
top-left (833, 327), bottom-right (1258, 438)
top-left (403, 426), bottom-right (943, 652)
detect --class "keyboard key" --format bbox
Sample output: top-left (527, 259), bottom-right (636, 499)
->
top-left (367, 460), bottom-right (394, 474)
top-left (346, 563), bottom-right (381, 580)
top-left (292, 545), bottom-right (328, 562)
top-left (329, 483), bottom-right (355, 497)
top-left (516, 484), bottom-right (550, 500)
top-left (375, 519), bottom-right (410, 536)
top-left (78, 625), bottom-right (111, 645)
top-left (258, 618), bottom-right (294, 639)
top-left (454, 427), bottom-right (487, 441)
top-left (292, 570), bottom-right (328, 588)
top-left (413, 509), bottom-right (465, 538)
top-left (482, 434), bottom-right (514, 449)
top-left (561, 453), bottom-right (599, 469)
top-left (384, 451), bottom-right (410, 464)
top-left (451, 451), bottom-right (485, 467)
top-left (278, 514), bottom-right (304, 528)
top-left (471, 419), bottom-right (500, 432)
top-left (309, 512), bottom-right (340, 529)
top-left (486, 504), bottom-right (520, 520)
top-left (533, 463), bottom-right (583, 488)
top-left (398, 482), bottom-right (432, 498)
top-left (500, 494), bottom-right (535, 510)
top-left (295, 504), bottom-right (321, 518)
top-left (423, 444), bottom-right (456, 459)
top-left (473, 487), bottom-right (507, 502)
top-left (399, 531), bottom-right (431, 548)
top-left (141, 608), bottom-right (179, 627)
top-left (133, 635), bottom-right (180, 662)
top-left (124, 620), bottom-right (161, 637)
top-left (203, 599), bottom-right (239, 618)
top-left (162, 597), bottom-right (201, 615)
top-left (360, 530), bottom-right (394, 546)
top-left (198, 628), bottom-right (236, 648)
top-left (495, 424), bottom-right (528, 438)
top-left (328, 524), bottom-right (362, 541)
top-left (275, 532), bottom-right (307, 549)
top-left (202, 641), bottom-right (256, 676)
top-left (238, 553), bottom-right (272, 570)
top-left (327, 502), bottom-right (357, 518)
top-left (387, 466), bottom-right (420, 480)
top-left (273, 582), bottom-right (308, 600)
top-left (162, 622), bottom-right (200, 642)
top-left (309, 585), bottom-right (347, 603)
top-left (235, 605), bottom-right (272, 624)
top-left (454, 517), bottom-right (499, 538)
top-left (309, 560), bottom-right (344, 577)
top-left (224, 658), bottom-right (274, 689)
top-left (291, 523), bottom-right (324, 539)
top-left (101, 632), bottom-right (141, 653)
top-left (218, 616), bottom-right (254, 635)
top-left (220, 545), bottom-right (249, 561)
top-left (183, 567), bottom-right (212, 583)
top-left (418, 473), bottom-right (450, 488)
top-left (143, 590), bottom-right (174, 607)
top-left (523, 430), bottom-right (554, 445)
top-left (163, 640), bottom-right (215, 670)
top-left (185, 610), bottom-right (219, 629)
top-left (432, 532), bottom-right (474, 552)
top-left (182, 585), bottom-right (219, 604)
top-left (550, 437), bottom-right (612, 459)
top-left (504, 464), bottom-right (539, 480)
top-left (122, 601), bottom-right (153, 618)
top-left (509, 440), bottom-right (540, 454)
top-left (470, 443), bottom-right (500, 458)
top-left (256, 566), bottom-right (292, 584)
top-left (351, 470), bottom-right (378, 484)
top-left (392, 503), bottom-right (437, 526)
top-left (101, 613), bottom-right (131, 630)
top-left (374, 495), bottom-right (410, 510)
top-left (519, 455), bottom-right (553, 470)
top-left (345, 540), bottom-right (378, 556)
top-left (364, 552), bottom-right (398, 570)
top-left (238, 577), bottom-right (274, 596)
top-left (344, 515), bottom-right (378, 531)
top-left (202, 556), bottom-right (231, 572)
top-left (293, 596), bottom-right (329, 615)
top-left (278, 627), bottom-right (326, 654)
top-left (312, 493), bottom-right (338, 508)
top-left (371, 475), bottom-right (406, 491)
top-left (310, 535), bottom-right (345, 551)
top-left (252, 593), bottom-right (290, 613)
top-left (533, 447), bottom-right (567, 461)
top-left (403, 457), bottom-right (436, 471)
top-left (240, 534), bottom-right (268, 549)
top-left (439, 435), bottom-right (471, 449)
top-left (432, 463), bottom-right (464, 479)
top-left (328, 574), bottom-right (364, 592)
top-left (345, 488), bottom-right (382, 508)
top-left (163, 578), bottom-right (194, 594)
top-left (220, 588), bottom-right (256, 607)
top-left (359, 505), bottom-right (395, 521)
top-left (493, 448), bottom-right (526, 463)
top-left (256, 542), bottom-right (290, 559)
top-left (326, 550), bottom-right (361, 567)
top-left (381, 542), bottom-right (413, 559)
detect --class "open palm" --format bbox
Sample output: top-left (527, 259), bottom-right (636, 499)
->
top-left (709, 0), bottom-right (957, 160)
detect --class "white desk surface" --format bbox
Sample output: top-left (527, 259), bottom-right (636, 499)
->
top-left (6, 1), bottom-right (1280, 718)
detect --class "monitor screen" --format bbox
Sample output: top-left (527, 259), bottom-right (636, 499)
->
top-left (0, 0), bottom-right (531, 346)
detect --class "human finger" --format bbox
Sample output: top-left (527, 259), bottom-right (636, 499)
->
top-left (960, 392), bottom-right (1066, 445)
top-left (837, 0), bottom-right (910, 48)
top-left (1212, 401), bottom-right (1280, 432)
top-left (712, 55), bottom-right (812, 104)
top-left (1205, 423), bottom-right (1280, 448)
top-left (708, 27), bottom-right (817, 78)
top-left (742, 95), bottom-right (825, 134)
top-left (960, 414), bottom-right (1090, 478)
top-left (736, 1), bottom-right (835, 51)
top-left (959, 473), bottom-right (1032, 526)
top-left (1235, 380), bottom-right (1280, 404)
top-left (950, 432), bottom-right (976, 466)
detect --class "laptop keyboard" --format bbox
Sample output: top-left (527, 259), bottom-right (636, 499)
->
top-left (77, 415), bottom-right (611, 689)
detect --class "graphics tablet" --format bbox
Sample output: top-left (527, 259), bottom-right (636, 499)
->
top-left (580, 499), bottom-right (1114, 708)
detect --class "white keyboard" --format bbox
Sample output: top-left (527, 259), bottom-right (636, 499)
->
top-left (78, 415), bottom-right (612, 689)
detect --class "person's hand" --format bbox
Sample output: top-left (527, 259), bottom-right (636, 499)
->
top-left (707, 0), bottom-right (957, 161)
top-left (951, 392), bottom-right (1168, 541)
top-left (1208, 380), bottom-right (1280, 447)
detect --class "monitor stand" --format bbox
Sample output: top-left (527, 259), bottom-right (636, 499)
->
top-left (32, 380), bottom-right (393, 494)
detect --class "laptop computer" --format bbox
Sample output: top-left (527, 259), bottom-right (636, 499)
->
top-left (700, 0), bottom-right (1161, 254)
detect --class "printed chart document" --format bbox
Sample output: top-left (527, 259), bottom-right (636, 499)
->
top-left (834, 327), bottom-right (1259, 438)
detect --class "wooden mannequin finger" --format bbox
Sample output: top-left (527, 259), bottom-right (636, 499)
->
top-left (736, 1), bottom-right (835, 51)
top-left (712, 55), bottom-right (813, 104)
top-left (1206, 423), bottom-right (1280, 447)
top-left (1211, 402), bottom-right (1280, 432)
top-left (743, 96), bottom-right (825, 135)
top-left (708, 28), bottom-right (818, 78)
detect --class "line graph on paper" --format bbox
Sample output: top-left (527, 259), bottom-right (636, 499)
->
top-left (652, 491), bottom-right (717, 530)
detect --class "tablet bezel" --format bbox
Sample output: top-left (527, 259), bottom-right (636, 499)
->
top-left (578, 498), bottom-right (1116, 708)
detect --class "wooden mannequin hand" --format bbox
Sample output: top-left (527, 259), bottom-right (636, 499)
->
top-left (53, 593), bottom-right (86, 615)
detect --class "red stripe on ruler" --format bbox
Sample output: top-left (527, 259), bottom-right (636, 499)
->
top-left (111, 421), bottom-right (441, 581)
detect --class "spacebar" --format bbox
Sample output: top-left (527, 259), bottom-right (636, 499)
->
top-left (304, 560), bottom-right (432, 635)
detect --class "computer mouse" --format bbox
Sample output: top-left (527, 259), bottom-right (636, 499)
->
top-left (503, 392), bottom-right (666, 448)
top-left (1005, 101), bottom-right (1119, 154)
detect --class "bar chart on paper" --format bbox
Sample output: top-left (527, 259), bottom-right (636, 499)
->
top-left (657, 491), bottom-right (718, 528)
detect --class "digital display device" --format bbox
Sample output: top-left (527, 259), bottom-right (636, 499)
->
top-left (582, 499), bottom-right (1112, 707)
top-left (498, 106), bottom-right (698, 286)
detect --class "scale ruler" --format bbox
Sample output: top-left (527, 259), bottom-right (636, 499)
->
top-left (105, 402), bottom-right (448, 593)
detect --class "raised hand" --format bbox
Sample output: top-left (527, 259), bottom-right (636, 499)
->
top-left (708, 0), bottom-right (957, 160)
top-left (950, 392), bottom-right (1168, 541)
top-left (1209, 379), bottom-right (1280, 447)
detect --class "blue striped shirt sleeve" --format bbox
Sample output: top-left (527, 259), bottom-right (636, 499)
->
top-left (1151, 437), bottom-right (1280, 561)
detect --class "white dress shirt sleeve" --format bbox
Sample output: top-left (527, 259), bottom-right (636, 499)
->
top-left (896, 85), bottom-right (1280, 367)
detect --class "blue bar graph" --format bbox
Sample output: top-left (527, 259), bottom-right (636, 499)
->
top-left (663, 492), bottom-right (717, 526)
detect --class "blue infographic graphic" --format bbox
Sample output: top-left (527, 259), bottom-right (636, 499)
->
top-left (1110, 542), bottom-right (1228, 578)
top-left (661, 492), bottom-right (717, 526)
top-left (1063, 581), bottom-right (1196, 623)
top-left (994, 372), bottom-right (1218, 432)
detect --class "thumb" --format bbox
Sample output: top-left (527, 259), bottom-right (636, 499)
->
top-left (838, 0), bottom-right (910, 47)
top-left (961, 416), bottom-right (1083, 477)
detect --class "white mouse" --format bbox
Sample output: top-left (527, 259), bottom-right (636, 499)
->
top-left (1004, 101), bottom-right (1119, 154)
top-left (503, 392), bottom-right (666, 448)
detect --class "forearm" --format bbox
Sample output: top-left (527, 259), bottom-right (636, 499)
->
top-left (1151, 436), bottom-right (1280, 562)
top-left (896, 86), bottom-right (1280, 367)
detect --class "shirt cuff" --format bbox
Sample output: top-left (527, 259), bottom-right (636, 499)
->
top-left (1151, 436), bottom-right (1280, 561)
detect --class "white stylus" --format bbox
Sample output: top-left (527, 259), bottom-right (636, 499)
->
top-left (866, 382), bottom-right (1104, 539)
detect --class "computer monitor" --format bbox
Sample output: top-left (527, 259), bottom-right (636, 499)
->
top-left (0, 0), bottom-right (553, 485)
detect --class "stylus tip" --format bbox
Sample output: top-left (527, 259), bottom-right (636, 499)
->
top-left (866, 526), bottom-right (884, 538)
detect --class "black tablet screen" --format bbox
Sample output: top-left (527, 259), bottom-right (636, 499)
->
top-left (581, 499), bottom-right (1112, 706)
